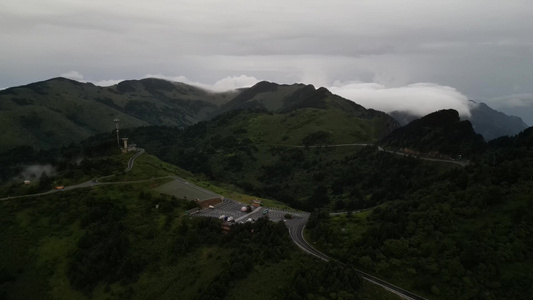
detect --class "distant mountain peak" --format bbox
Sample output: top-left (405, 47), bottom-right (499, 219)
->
top-left (467, 100), bottom-right (528, 140)
top-left (390, 101), bottom-right (528, 141)
top-left (381, 109), bottom-right (485, 157)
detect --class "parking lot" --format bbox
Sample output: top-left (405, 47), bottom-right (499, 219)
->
top-left (155, 178), bottom-right (220, 200)
top-left (194, 198), bottom-right (310, 223)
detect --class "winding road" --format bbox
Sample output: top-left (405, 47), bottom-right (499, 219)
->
top-left (286, 215), bottom-right (427, 300)
top-left (268, 142), bottom-right (469, 167)
top-left (287, 216), bottom-right (330, 261)
top-left (0, 148), bottom-right (148, 201)
top-left (125, 148), bottom-right (145, 172)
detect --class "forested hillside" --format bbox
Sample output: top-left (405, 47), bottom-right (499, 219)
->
top-left (306, 130), bottom-right (533, 299)
top-left (127, 105), bottom-right (398, 210)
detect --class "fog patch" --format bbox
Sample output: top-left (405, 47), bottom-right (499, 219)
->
top-left (73, 155), bottom-right (84, 164)
top-left (21, 164), bottom-right (57, 179)
top-left (329, 82), bottom-right (472, 118)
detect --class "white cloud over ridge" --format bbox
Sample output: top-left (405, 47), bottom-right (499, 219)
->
top-left (61, 71), bottom-right (123, 87)
top-left (60, 71), bottom-right (84, 81)
top-left (60, 71), bottom-right (260, 92)
top-left (143, 74), bottom-right (260, 92)
top-left (329, 82), bottom-right (472, 117)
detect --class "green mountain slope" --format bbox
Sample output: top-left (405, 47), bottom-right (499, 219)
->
top-left (0, 77), bottom-right (236, 150)
top-left (0, 78), bottom-right (145, 149)
top-left (219, 81), bottom-right (399, 137)
top-left (218, 81), bottom-right (306, 112)
top-left (128, 103), bottom-right (398, 209)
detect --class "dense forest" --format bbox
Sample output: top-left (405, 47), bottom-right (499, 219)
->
top-left (0, 183), bottom-right (367, 299)
top-left (306, 132), bottom-right (533, 299)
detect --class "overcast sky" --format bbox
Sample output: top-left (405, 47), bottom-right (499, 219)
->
top-left (2, 0), bottom-right (533, 124)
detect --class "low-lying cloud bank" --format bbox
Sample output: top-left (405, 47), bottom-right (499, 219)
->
top-left (60, 71), bottom-right (260, 92)
top-left (143, 74), bottom-right (260, 92)
top-left (60, 71), bottom-right (124, 87)
top-left (329, 82), bottom-right (472, 118)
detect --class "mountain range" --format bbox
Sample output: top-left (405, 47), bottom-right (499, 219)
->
top-left (2, 77), bottom-right (533, 300)
top-left (0, 77), bottom-right (528, 151)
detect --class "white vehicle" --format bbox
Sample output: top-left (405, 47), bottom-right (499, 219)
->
top-left (227, 216), bottom-right (234, 222)
top-left (208, 205), bottom-right (214, 209)
top-left (246, 218), bottom-right (253, 223)
top-left (218, 215), bottom-right (226, 220)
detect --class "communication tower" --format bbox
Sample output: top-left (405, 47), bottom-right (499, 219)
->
top-left (114, 118), bottom-right (120, 149)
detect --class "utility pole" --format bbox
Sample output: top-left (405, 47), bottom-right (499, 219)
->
top-left (114, 118), bottom-right (120, 149)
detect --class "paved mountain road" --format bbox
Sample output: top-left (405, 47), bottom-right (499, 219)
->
top-left (285, 216), bottom-right (427, 300)
top-left (266, 142), bottom-right (468, 167)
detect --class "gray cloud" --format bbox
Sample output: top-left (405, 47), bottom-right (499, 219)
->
top-left (2, 1), bottom-right (533, 122)
top-left (486, 94), bottom-right (533, 109)
top-left (485, 94), bottom-right (533, 125)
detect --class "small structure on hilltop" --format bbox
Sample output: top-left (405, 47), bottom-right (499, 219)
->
top-left (23, 180), bottom-right (30, 185)
top-left (121, 138), bottom-right (138, 153)
top-left (122, 138), bottom-right (129, 153)
top-left (252, 199), bottom-right (262, 207)
top-left (115, 118), bottom-right (137, 153)
top-left (221, 221), bottom-right (232, 233)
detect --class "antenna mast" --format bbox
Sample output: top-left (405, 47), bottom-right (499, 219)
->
top-left (114, 118), bottom-right (120, 149)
